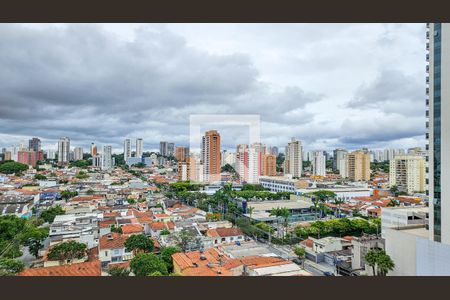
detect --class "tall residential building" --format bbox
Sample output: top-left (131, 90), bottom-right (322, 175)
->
top-left (269, 146), bottom-right (279, 156)
top-left (284, 137), bottom-right (302, 178)
top-left (220, 150), bottom-right (236, 168)
top-left (46, 149), bottom-right (56, 160)
top-left (347, 150), bottom-right (370, 181)
top-left (160, 141), bottom-right (169, 156)
top-left (17, 150), bottom-right (44, 167)
top-left (101, 145), bottom-right (113, 170)
top-left (124, 139), bottom-right (131, 160)
top-left (263, 153), bottom-right (277, 176)
top-left (175, 146), bottom-right (188, 162)
top-left (90, 143), bottom-right (97, 156)
top-left (4, 151), bottom-right (11, 161)
top-left (389, 155), bottom-right (426, 194)
top-left (311, 151), bottom-right (326, 177)
top-left (28, 137), bottom-right (41, 152)
top-left (236, 144), bottom-right (249, 182)
top-left (248, 143), bottom-right (264, 184)
top-left (57, 137), bottom-right (70, 165)
top-left (201, 130), bottom-right (221, 183)
top-left (333, 148), bottom-right (348, 178)
top-left (74, 147), bottom-right (83, 161)
top-left (135, 138), bottom-right (143, 158)
top-left (168, 143), bottom-right (175, 157)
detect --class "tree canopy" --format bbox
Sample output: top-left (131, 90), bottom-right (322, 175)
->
top-left (160, 246), bottom-right (181, 272)
top-left (47, 240), bottom-right (87, 261)
top-left (0, 162), bottom-right (28, 174)
top-left (130, 253), bottom-right (168, 276)
top-left (40, 205), bottom-right (65, 223)
top-left (124, 234), bottom-right (154, 253)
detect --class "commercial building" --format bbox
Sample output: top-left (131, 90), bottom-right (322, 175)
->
top-left (135, 138), bottom-right (143, 158)
top-left (312, 151), bottom-right (326, 177)
top-left (383, 24), bottom-right (450, 276)
top-left (74, 147), bottom-right (83, 161)
top-left (123, 139), bottom-right (131, 160)
top-left (201, 130), bottom-right (221, 183)
top-left (347, 150), bottom-right (370, 181)
top-left (57, 137), bottom-right (70, 165)
top-left (284, 137), bottom-right (302, 178)
top-left (389, 155), bottom-right (426, 194)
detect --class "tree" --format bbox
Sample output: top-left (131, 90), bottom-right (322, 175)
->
top-left (220, 164), bottom-right (236, 173)
top-left (130, 253), bottom-right (168, 276)
top-left (376, 250), bottom-right (395, 276)
top-left (40, 205), bottom-right (65, 223)
top-left (247, 206), bottom-right (254, 219)
top-left (75, 171), bottom-right (89, 179)
top-left (124, 234), bottom-right (154, 253)
top-left (333, 197), bottom-right (345, 218)
top-left (160, 228), bottom-right (170, 236)
top-left (160, 246), bottom-right (181, 272)
top-left (308, 190), bottom-right (337, 202)
top-left (293, 246), bottom-right (306, 268)
top-left (34, 174), bottom-right (47, 180)
top-left (0, 162), bottom-right (28, 174)
top-left (390, 185), bottom-right (399, 197)
top-left (270, 207), bottom-right (290, 240)
top-left (0, 258), bottom-right (25, 276)
top-left (69, 160), bottom-right (90, 168)
top-left (47, 241), bottom-right (87, 262)
top-left (60, 190), bottom-right (78, 200)
top-left (365, 248), bottom-right (380, 276)
top-left (108, 266), bottom-right (130, 277)
top-left (19, 226), bottom-right (49, 258)
top-left (111, 224), bottom-right (122, 234)
top-left (176, 229), bottom-right (202, 252)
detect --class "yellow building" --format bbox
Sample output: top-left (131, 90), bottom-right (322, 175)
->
top-left (389, 155), bottom-right (426, 194)
top-left (347, 150), bottom-right (371, 181)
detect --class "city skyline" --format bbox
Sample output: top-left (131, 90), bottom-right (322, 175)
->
top-left (0, 24), bottom-right (426, 152)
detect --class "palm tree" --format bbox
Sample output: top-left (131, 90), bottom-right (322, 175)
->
top-left (376, 251), bottom-right (395, 276)
top-left (365, 248), bottom-right (379, 276)
top-left (333, 197), bottom-right (345, 218)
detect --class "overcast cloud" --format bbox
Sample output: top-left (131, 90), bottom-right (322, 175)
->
top-left (0, 23), bottom-right (426, 153)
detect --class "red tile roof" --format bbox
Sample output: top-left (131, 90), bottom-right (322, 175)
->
top-left (99, 232), bottom-right (127, 250)
top-left (19, 261), bottom-right (101, 276)
top-left (121, 224), bottom-right (144, 235)
top-left (206, 227), bottom-right (244, 238)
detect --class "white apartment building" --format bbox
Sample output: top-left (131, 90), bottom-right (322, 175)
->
top-left (389, 155), bottom-right (426, 194)
top-left (74, 147), bottom-right (83, 161)
top-left (312, 151), bottom-right (326, 176)
top-left (284, 137), bottom-right (302, 178)
top-left (57, 137), bottom-right (70, 164)
top-left (101, 145), bottom-right (113, 170)
top-left (220, 150), bottom-right (236, 168)
top-left (124, 139), bottom-right (131, 160)
top-left (135, 138), bottom-right (143, 158)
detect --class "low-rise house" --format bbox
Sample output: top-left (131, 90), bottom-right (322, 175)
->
top-left (98, 232), bottom-right (133, 268)
top-left (206, 227), bottom-right (245, 245)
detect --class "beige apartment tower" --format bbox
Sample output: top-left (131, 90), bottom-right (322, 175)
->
top-left (347, 150), bottom-right (370, 181)
top-left (389, 155), bottom-right (426, 194)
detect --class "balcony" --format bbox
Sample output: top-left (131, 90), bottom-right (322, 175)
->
top-left (426, 110), bottom-right (429, 117)
top-left (425, 132), bottom-right (429, 139)
top-left (426, 98), bottom-right (429, 106)
top-left (426, 121), bottom-right (429, 129)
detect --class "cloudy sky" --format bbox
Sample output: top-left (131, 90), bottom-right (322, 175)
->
top-left (0, 23), bottom-right (426, 153)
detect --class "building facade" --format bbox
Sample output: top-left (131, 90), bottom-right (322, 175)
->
top-left (201, 130), bottom-right (221, 183)
top-left (389, 155), bottom-right (426, 194)
top-left (312, 150), bottom-right (326, 177)
top-left (57, 137), bottom-right (70, 165)
top-left (135, 138), bottom-right (143, 158)
top-left (124, 139), bottom-right (131, 160)
top-left (347, 150), bottom-right (370, 181)
top-left (284, 137), bottom-right (302, 178)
